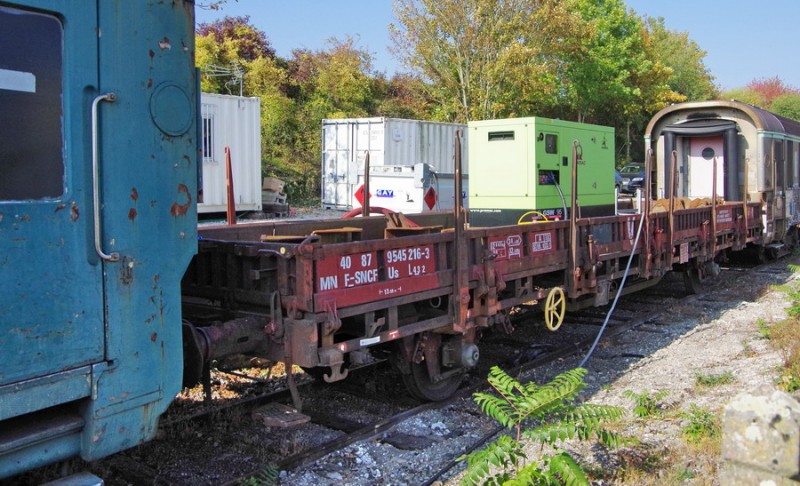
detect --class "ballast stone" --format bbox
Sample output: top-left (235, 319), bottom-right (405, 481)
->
top-left (719, 390), bottom-right (800, 485)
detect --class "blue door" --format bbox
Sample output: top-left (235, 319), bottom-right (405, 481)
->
top-left (0, 4), bottom-right (104, 388)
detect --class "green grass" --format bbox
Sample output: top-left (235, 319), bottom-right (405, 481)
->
top-left (694, 370), bottom-right (735, 387)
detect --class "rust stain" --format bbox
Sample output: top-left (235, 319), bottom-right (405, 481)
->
top-left (149, 49), bottom-right (155, 60)
top-left (147, 78), bottom-right (153, 88)
top-left (70, 202), bottom-right (79, 222)
top-left (170, 183), bottom-right (192, 217)
top-left (131, 188), bottom-right (139, 201)
top-left (151, 332), bottom-right (158, 342)
top-left (159, 37), bottom-right (172, 50)
top-left (19, 215), bottom-right (30, 222)
top-left (55, 204), bottom-right (66, 213)
top-left (128, 208), bottom-right (138, 221)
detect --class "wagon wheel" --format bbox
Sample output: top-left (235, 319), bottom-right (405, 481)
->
top-left (543, 287), bottom-right (566, 331)
top-left (398, 335), bottom-right (464, 402)
top-left (683, 267), bottom-right (704, 294)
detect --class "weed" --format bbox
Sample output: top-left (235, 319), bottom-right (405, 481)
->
top-left (756, 318), bottom-right (771, 339)
top-left (460, 367), bottom-right (628, 486)
top-left (681, 404), bottom-right (720, 444)
top-left (740, 339), bottom-right (756, 358)
top-left (694, 370), bottom-right (735, 387)
top-left (623, 389), bottom-right (669, 418)
top-left (240, 465), bottom-right (280, 486)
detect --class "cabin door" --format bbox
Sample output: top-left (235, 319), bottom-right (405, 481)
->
top-left (0, 4), bottom-right (104, 386)
top-left (688, 136), bottom-right (725, 199)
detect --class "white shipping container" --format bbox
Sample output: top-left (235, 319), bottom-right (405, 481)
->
top-left (321, 117), bottom-right (467, 211)
top-left (199, 93), bottom-right (261, 214)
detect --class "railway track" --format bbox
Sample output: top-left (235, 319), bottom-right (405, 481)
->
top-left (12, 262), bottom-right (765, 486)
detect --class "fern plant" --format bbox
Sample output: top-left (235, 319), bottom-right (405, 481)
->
top-left (461, 367), bottom-right (627, 485)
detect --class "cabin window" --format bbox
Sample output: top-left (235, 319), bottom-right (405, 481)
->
top-left (701, 147), bottom-right (715, 160)
top-left (0, 7), bottom-right (63, 201)
top-left (788, 141), bottom-right (796, 187)
top-left (201, 103), bottom-right (215, 163)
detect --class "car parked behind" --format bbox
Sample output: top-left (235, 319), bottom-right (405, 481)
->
top-left (619, 163), bottom-right (644, 194)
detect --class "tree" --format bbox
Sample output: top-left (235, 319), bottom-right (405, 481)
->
top-left (747, 77), bottom-right (798, 107)
top-left (390, 0), bottom-right (584, 122)
top-left (196, 15), bottom-right (275, 62)
top-left (643, 16), bottom-right (717, 102)
top-left (771, 93), bottom-right (800, 122)
top-left (559, 0), bottom-right (681, 163)
top-left (720, 77), bottom-right (800, 112)
top-left (375, 73), bottom-right (434, 119)
top-left (195, 16), bottom-right (275, 95)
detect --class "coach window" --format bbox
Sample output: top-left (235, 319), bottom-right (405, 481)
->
top-left (787, 141), bottom-right (795, 187)
top-left (775, 139), bottom-right (785, 189)
top-left (0, 7), bottom-right (64, 201)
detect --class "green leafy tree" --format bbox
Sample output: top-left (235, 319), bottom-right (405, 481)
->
top-left (558, 0), bottom-right (680, 163)
top-left (643, 16), bottom-right (717, 102)
top-left (719, 87), bottom-right (764, 106)
top-left (196, 16), bottom-right (275, 94)
top-left (771, 93), bottom-right (800, 121)
top-left (461, 367), bottom-right (627, 485)
top-left (390, 0), bottom-right (584, 122)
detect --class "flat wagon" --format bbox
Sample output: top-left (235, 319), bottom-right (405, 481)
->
top-left (181, 139), bottom-right (766, 402)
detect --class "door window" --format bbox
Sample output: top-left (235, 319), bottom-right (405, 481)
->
top-left (0, 7), bottom-right (63, 200)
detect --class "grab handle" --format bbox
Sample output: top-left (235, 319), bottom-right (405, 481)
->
top-left (91, 92), bottom-right (120, 262)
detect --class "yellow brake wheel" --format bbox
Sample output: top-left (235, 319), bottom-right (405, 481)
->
top-left (544, 287), bottom-right (566, 331)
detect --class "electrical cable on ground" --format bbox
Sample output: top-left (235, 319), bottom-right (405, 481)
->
top-left (579, 199), bottom-right (647, 368)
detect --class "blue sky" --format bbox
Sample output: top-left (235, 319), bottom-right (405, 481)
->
top-left (196, 0), bottom-right (798, 92)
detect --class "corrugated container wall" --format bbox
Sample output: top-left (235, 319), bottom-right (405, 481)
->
top-left (199, 93), bottom-right (262, 213)
top-left (321, 117), bottom-right (467, 210)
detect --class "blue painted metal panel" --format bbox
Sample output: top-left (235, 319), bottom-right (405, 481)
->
top-left (0, 0), bottom-right (197, 477)
top-left (0, 3), bottom-right (102, 395)
top-left (80, 0), bottom-right (197, 460)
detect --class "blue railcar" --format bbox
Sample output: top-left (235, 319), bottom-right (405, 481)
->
top-left (0, 1), bottom-right (197, 478)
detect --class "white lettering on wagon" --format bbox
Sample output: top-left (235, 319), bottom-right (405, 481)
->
top-left (386, 244), bottom-right (435, 280)
top-left (316, 251), bottom-right (378, 291)
top-left (531, 232), bottom-right (553, 252)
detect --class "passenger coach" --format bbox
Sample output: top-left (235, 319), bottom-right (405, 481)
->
top-left (646, 100), bottom-right (800, 253)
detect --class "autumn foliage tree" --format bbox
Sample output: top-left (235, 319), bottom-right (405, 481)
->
top-left (721, 77), bottom-right (800, 121)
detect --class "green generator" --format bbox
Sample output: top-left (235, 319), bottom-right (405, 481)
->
top-left (467, 117), bottom-right (616, 227)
